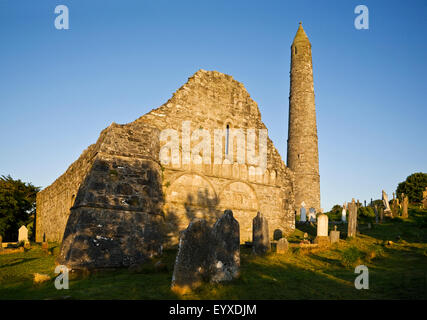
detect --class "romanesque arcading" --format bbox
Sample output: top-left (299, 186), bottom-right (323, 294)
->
top-left (287, 23), bottom-right (321, 213)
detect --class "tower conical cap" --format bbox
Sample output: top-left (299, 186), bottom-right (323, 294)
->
top-left (292, 22), bottom-right (310, 45)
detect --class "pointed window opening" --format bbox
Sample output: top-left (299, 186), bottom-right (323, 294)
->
top-left (294, 46), bottom-right (297, 55)
top-left (226, 124), bottom-right (230, 155)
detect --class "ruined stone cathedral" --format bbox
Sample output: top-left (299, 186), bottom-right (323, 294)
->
top-left (36, 23), bottom-right (320, 268)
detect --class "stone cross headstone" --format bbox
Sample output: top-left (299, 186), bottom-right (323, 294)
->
top-left (341, 202), bottom-right (347, 222)
top-left (171, 219), bottom-right (213, 293)
top-left (210, 210), bottom-right (240, 282)
top-left (402, 195), bottom-right (409, 219)
top-left (276, 238), bottom-right (289, 254)
top-left (347, 199), bottom-right (357, 238)
top-left (18, 225), bottom-right (28, 243)
top-left (300, 201), bottom-right (307, 222)
top-left (364, 200), bottom-right (367, 207)
top-left (252, 212), bottom-right (270, 255)
top-left (330, 225), bottom-right (340, 244)
top-left (308, 208), bottom-right (316, 222)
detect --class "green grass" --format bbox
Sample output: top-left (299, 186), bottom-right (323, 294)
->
top-left (1, 206), bottom-right (427, 300)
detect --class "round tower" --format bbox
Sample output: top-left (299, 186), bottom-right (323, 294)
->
top-left (287, 22), bottom-right (321, 213)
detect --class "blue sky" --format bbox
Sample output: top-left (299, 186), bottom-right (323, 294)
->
top-left (0, 0), bottom-right (426, 210)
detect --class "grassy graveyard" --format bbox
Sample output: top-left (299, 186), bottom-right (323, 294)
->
top-left (1, 206), bottom-right (426, 300)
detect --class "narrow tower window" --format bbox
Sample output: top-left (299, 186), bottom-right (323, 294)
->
top-left (225, 124), bottom-right (230, 155)
top-left (294, 46), bottom-right (297, 55)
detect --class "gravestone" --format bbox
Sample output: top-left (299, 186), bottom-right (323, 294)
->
top-left (364, 200), bottom-right (367, 207)
top-left (314, 213), bottom-right (330, 247)
top-left (330, 225), bottom-right (340, 244)
top-left (402, 195), bottom-right (409, 219)
top-left (0, 235), bottom-right (3, 252)
top-left (18, 226), bottom-right (28, 243)
top-left (210, 210), bottom-right (240, 282)
top-left (276, 238), bottom-right (289, 254)
top-left (374, 205), bottom-right (379, 224)
top-left (379, 207), bottom-right (384, 223)
top-left (171, 219), bottom-right (213, 293)
top-left (382, 190), bottom-right (392, 216)
top-left (300, 201), bottom-right (307, 222)
top-left (252, 212), bottom-right (270, 255)
top-left (423, 187), bottom-right (427, 209)
top-left (341, 202), bottom-right (347, 222)
top-left (347, 199), bottom-right (357, 238)
top-left (308, 208), bottom-right (316, 222)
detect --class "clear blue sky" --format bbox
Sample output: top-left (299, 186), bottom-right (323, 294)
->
top-left (0, 0), bottom-right (426, 211)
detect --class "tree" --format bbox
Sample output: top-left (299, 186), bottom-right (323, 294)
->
top-left (396, 172), bottom-right (427, 203)
top-left (0, 175), bottom-right (40, 241)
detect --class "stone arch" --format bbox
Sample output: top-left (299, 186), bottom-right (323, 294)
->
top-left (218, 181), bottom-right (259, 243)
top-left (164, 173), bottom-right (220, 243)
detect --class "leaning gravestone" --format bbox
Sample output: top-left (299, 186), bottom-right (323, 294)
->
top-left (402, 195), bottom-right (409, 219)
top-left (0, 235), bottom-right (3, 252)
top-left (330, 226), bottom-right (340, 244)
top-left (171, 219), bottom-right (213, 293)
top-left (382, 190), bottom-right (392, 216)
top-left (276, 238), bottom-right (289, 254)
top-left (18, 226), bottom-right (28, 243)
top-left (300, 201), bottom-right (307, 222)
top-left (210, 210), bottom-right (240, 282)
top-left (252, 212), bottom-right (270, 255)
top-left (347, 199), bottom-right (357, 238)
top-left (314, 213), bottom-right (330, 247)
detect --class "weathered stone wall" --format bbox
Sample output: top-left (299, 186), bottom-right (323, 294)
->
top-left (37, 69), bottom-right (297, 265)
top-left (138, 70), bottom-right (295, 244)
top-left (287, 24), bottom-right (321, 213)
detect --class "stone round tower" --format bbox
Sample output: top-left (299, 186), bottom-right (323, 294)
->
top-left (287, 22), bottom-right (321, 213)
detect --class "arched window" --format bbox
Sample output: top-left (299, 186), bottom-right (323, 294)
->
top-left (225, 124), bottom-right (230, 155)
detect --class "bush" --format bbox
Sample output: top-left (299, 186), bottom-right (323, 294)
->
top-left (358, 207), bottom-right (375, 222)
top-left (396, 172), bottom-right (427, 203)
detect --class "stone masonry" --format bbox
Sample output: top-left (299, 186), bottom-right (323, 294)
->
top-left (36, 23), bottom-right (320, 268)
top-left (287, 23), bottom-right (321, 214)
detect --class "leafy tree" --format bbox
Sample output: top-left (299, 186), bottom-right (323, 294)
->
top-left (325, 204), bottom-right (342, 221)
top-left (358, 206), bottom-right (375, 222)
top-left (0, 175), bottom-right (40, 241)
top-left (396, 172), bottom-right (427, 203)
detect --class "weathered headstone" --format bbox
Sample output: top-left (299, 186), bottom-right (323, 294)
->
top-left (341, 202), bottom-right (347, 222)
top-left (382, 190), bottom-right (392, 216)
top-left (0, 235), bottom-right (3, 252)
top-left (347, 199), bottom-right (357, 238)
top-left (18, 226), bottom-right (28, 243)
top-left (314, 213), bottom-right (330, 247)
top-left (171, 219), bottom-right (213, 294)
top-left (300, 201), bottom-right (307, 222)
top-left (210, 210), bottom-right (240, 282)
top-left (379, 207), bottom-right (384, 223)
top-left (374, 204), bottom-right (379, 224)
top-left (276, 238), bottom-right (289, 254)
top-left (329, 225), bottom-right (340, 244)
top-left (308, 208), bottom-right (316, 222)
top-left (402, 195), bottom-right (409, 219)
top-left (423, 187), bottom-right (427, 209)
top-left (364, 200), bottom-right (367, 207)
top-left (252, 212), bottom-right (270, 255)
